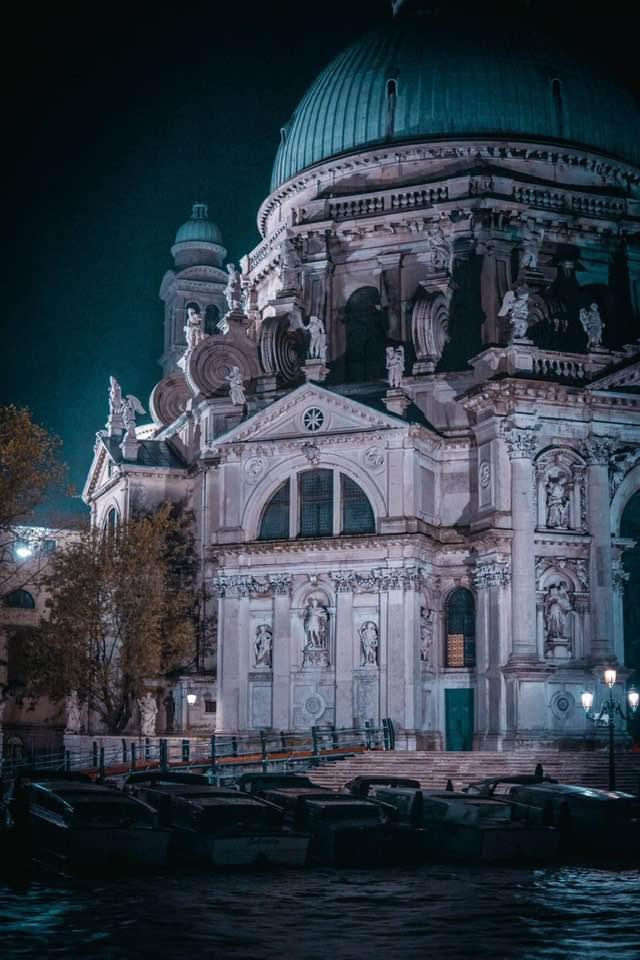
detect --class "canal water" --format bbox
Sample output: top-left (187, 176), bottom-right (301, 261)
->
top-left (1, 865), bottom-right (639, 960)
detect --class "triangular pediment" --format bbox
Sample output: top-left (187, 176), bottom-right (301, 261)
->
top-left (213, 384), bottom-right (408, 445)
top-left (82, 436), bottom-right (112, 503)
top-left (588, 357), bottom-right (640, 392)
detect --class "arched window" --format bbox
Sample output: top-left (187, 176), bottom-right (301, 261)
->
top-left (445, 588), bottom-right (476, 668)
top-left (342, 287), bottom-right (387, 383)
top-left (621, 492), bottom-right (640, 679)
top-left (103, 507), bottom-right (118, 543)
top-left (299, 469), bottom-right (333, 538)
top-left (4, 589), bottom-right (35, 609)
top-left (259, 480), bottom-right (290, 541)
top-left (342, 474), bottom-right (375, 534)
top-left (204, 304), bottom-right (220, 335)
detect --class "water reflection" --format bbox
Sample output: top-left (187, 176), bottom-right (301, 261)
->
top-left (1, 866), bottom-right (639, 960)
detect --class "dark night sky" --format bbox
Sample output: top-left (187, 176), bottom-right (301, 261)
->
top-left (2, 1), bottom-right (638, 516)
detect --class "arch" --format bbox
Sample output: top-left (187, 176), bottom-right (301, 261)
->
top-left (241, 453), bottom-right (386, 541)
top-left (102, 505), bottom-right (120, 542)
top-left (612, 462), bottom-right (640, 536)
top-left (204, 304), bottom-right (220, 335)
top-left (341, 473), bottom-right (375, 534)
top-left (341, 286), bottom-right (387, 383)
top-left (3, 588), bottom-right (35, 610)
top-left (258, 479), bottom-right (290, 541)
top-left (621, 491), bottom-right (640, 677)
top-left (444, 587), bottom-right (476, 668)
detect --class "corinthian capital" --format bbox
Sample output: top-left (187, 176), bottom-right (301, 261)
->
top-left (581, 436), bottom-right (618, 465)
top-left (472, 556), bottom-right (511, 590)
top-left (503, 427), bottom-right (538, 460)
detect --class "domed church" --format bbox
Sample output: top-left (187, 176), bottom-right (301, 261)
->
top-left (84, 0), bottom-right (640, 749)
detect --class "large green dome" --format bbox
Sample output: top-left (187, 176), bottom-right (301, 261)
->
top-left (271, 21), bottom-right (640, 190)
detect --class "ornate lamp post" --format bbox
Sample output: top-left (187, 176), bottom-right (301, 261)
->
top-left (186, 691), bottom-right (197, 733)
top-left (581, 668), bottom-right (639, 791)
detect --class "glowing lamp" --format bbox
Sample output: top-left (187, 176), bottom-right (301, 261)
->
top-left (15, 544), bottom-right (33, 559)
top-left (604, 668), bottom-right (617, 689)
top-left (628, 689), bottom-right (640, 713)
top-left (581, 691), bottom-right (594, 712)
top-left (186, 693), bottom-right (197, 706)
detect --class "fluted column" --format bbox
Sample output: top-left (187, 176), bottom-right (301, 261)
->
top-left (472, 555), bottom-right (511, 745)
top-left (505, 429), bottom-right (539, 659)
top-left (583, 438), bottom-right (617, 661)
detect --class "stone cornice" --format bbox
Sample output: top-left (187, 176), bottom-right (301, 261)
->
top-left (257, 138), bottom-right (640, 238)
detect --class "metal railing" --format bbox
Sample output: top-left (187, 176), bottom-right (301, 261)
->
top-left (0, 719), bottom-right (395, 783)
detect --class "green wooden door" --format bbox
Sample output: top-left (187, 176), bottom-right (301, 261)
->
top-left (445, 688), bottom-right (474, 751)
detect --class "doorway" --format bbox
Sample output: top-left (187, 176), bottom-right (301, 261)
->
top-left (445, 688), bottom-right (474, 751)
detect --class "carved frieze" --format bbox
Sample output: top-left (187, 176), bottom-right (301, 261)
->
top-left (213, 573), bottom-right (293, 598)
top-left (472, 556), bottom-right (511, 589)
top-left (330, 566), bottom-right (427, 594)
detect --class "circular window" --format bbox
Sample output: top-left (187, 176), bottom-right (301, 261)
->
top-left (303, 407), bottom-right (325, 432)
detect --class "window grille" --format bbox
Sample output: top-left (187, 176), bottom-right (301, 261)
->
top-left (299, 469), bottom-right (333, 538)
top-left (258, 480), bottom-right (290, 540)
top-left (342, 474), bottom-right (375, 534)
top-left (445, 588), bottom-right (476, 667)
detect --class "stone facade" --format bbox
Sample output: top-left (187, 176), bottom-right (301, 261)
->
top-left (82, 13), bottom-right (640, 749)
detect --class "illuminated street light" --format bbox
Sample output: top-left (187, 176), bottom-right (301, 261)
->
top-left (15, 544), bottom-right (33, 559)
top-left (186, 693), bottom-right (197, 706)
top-left (582, 669), bottom-right (639, 791)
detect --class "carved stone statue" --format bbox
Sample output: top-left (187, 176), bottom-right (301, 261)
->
top-left (359, 621), bottom-right (379, 667)
top-left (65, 690), bottom-right (82, 734)
top-left (426, 221), bottom-right (452, 271)
top-left (545, 474), bottom-right (570, 529)
top-left (420, 608), bottom-right (434, 663)
top-left (543, 580), bottom-right (573, 641)
top-left (109, 376), bottom-right (122, 418)
top-left (306, 315), bottom-right (327, 361)
top-left (121, 394), bottom-right (146, 438)
top-left (302, 597), bottom-right (330, 667)
top-left (579, 302), bottom-right (604, 350)
top-left (279, 237), bottom-right (301, 291)
top-left (498, 288), bottom-right (530, 340)
top-left (253, 624), bottom-right (273, 669)
top-left (107, 376), bottom-right (124, 435)
top-left (385, 346), bottom-right (405, 389)
top-left (224, 263), bottom-right (243, 313)
top-left (520, 221), bottom-right (544, 269)
top-left (138, 692), bottom-right (158, 737)
top-left (226, 366), bottom-right (246, 406)
top-left (184, 305), bottom-right (205, 351)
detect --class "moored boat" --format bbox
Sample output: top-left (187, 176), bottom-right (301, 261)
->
top-left (497, 781), bottom-right (640, 859)
top-left (372, 786), bottom-right (560, 863)
top-left (12, 778), bottom-right (170, 871)
top-left (123, 773), bottom-right (309, 867)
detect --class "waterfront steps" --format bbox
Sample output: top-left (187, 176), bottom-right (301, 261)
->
top-left (308, 751), bottom-right (640, 794)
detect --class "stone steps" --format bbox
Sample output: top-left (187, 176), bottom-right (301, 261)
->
top-left (308, 750), bottom-right (640, 793)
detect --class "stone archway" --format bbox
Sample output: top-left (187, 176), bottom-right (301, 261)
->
top-left (621, 491), bottom-right (640, 684)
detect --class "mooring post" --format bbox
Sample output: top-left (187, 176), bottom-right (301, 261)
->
top-left (121, 738), bottom-right (127, 763)
top-left (159, 738), bottom-right (168, 771)
top-left (99, 746), bottom-right (105, 782)
top-left (130, 742), bottom-right (137, 771)
top-left (144, 737), bottom-right (151, 761)
top-left (311, 725), bottom-right (319, 757)
top-left (92, 740), bottom-right (98, 768)
top-left (210, 735), bottom-right (216, 773)
top-left (64, 749), bottom-right (71, 773)
top-left (181, 739), bottom-right (190, 763)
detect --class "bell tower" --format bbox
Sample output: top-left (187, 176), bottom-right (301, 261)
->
top-left (159, 201), bottom-right (228, 376)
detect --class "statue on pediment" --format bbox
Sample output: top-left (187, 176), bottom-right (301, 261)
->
top-left (498, 288), bottom-right (530, 340)
top-left (579, 302), bottom-right (604, 350)
top-left (306, 315), bottom-right (327, 362)
top-left (385, 346), bottom-right (405, 389)
top-left (224, 263), bottom-right (243, 314)
top-left (226, 366), bottom-right (246, 406)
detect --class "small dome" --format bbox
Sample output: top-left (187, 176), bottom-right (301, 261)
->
top-left (175, 202), bottom-right (223, 245)
top-left (271, 19), bottom-right (640, 189)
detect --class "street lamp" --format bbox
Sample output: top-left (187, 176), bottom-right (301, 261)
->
top-left (581, 668), bottom-right (639, 791)
top-left (186, 691), bottom-right (197, 733)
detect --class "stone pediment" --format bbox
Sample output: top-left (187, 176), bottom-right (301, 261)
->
top-left (588, 357), bottom-right (640, 392)
top-left (82, 437), bottom-right (113, 503)
top-left (214, 384), bottom-right (407, 445)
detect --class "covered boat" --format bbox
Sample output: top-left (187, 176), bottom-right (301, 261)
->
top-left (15, 778), bottom-right (170, 870)
top-left (502, 782), bottom-right (640, 859)
top-left (372, 787), bottom-right (559, 863)
top-left (124, 773), bottom-right (309, 867)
